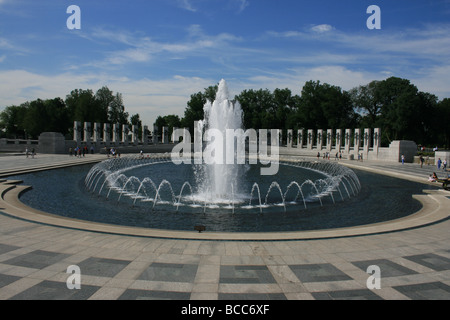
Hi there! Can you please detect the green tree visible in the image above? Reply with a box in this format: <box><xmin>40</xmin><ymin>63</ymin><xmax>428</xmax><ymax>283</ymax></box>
<box><xmin>108</xmin><ymin>92</ymin><xmax>129</xmax><ymax>125</ymax></box>
<box><xmin>65</xmin><ymin>89</ymin><xmax>101</xmax><ymax>123</ymax></box>
<box><xmin>95</xmin><ymin>86</ymin><xmax>115</xmax><ymax>124</ymax></box>
<box><xmin>181</xmin><ymin>85</ymin><xmax>218</xmax><ymax>134</ymax></box>
<box><xmin>235</xmin><ymin>88</ymin><xmax>274</xmax><ymax>130</ymax></box>
<box><xmin>349</xmin><ymin>80</ymin><xmax>383</xmax><ymax>127</ymax></box>
<box><xmin>435</xmin><ymin>98</ymin><xmax>450</xmax><ymax>148</ymax></box>
<box><xmin>297</xmin><ymin>80</ymin><xmax>356</xmax><ymax>131</ymax></box>
<box><xmin>0</xmin><ymin>104</ymin><xmax>27</xmax><ymax>138</ymax></box>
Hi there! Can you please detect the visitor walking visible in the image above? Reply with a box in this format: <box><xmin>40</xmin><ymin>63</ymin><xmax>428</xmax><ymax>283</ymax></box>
<box><xmin>420</xmin><ymin>155</ymin><xmax>424</xmax><ymax>168</ymax></box>
<box><xmin>437</xmin><ymin>158</ymin><xmax>442</xmax><ymax>170</ymax></box>
<box><xmin>443</xmin><ymin>159</ymin><xmax>448</xmax><ymax>171</ymax></box>
<box><xmin>401</xmin><ymin>155</ymin><xmax>405</xmax><ymax>165</ymax></box>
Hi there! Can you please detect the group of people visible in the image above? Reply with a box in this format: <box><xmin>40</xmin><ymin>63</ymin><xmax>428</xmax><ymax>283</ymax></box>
<box><xmin>69</xmin><ymin>146</ymin><xmax>94</xmax><ymax>157</ymax></box>
<box><xmin>105</xmin><ymin>147</ymin><xmax>120</xmax><ymax>158</ymax></box>
<box><xmin>317</xmin><ymin>151</ymin><xmax>344</xmax><ymax>161</ymax></box>
<box><xmin>25</xmin><ymin>148</ymin><xmax>36</xmax><ymax>158</ymax></box>
<box><xmin>437</xmin><ymin>158</ymin><xmax>448</xmax><ymax>171</ymax></box>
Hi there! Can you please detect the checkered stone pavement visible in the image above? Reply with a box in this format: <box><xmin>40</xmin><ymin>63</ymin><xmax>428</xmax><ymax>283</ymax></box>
<box><xmin>1</xmin><ymin>215</ymin><xmax>450</xmax><ymax>300</ymax></box>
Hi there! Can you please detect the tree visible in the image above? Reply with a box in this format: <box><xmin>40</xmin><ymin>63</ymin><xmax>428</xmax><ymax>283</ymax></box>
<box><xmin>435</xmin><ymin>98</ymin><xmax>450</xmax><ymax>148</ymax></box>
<box><xmin>181</xmin><ymin>85</ymin><xmax>218</xmax><ymax>134</ymax></box>
<box><xmin>108</xmin><ymin>93</ymin><xmax>129</xmax><ymax>125</ymax></box>
<box><xmin>297</xmin><ymin>80</ymin><xmax>356</xmax><ymax>131</ymax></box>
<box><xmin>235</xmin><ymin>88</ymin><xmax>274</xmax><ymax>130</ymax></box>
<box><xmin>349</xmin><ymin>80</ymin><xmax>383</xmax><ymax>127</ymax></box>
<box><xmin>65</xmin><ymin>89</ymin><xmax>101</xmax><ymax>123</ymax></box>
<box><xmin>0</xmin><ymin>104</ymin><xmax>27</xmax><ymax>138</ymax></box>
<box><xmin>95</xmin><ymin>86</ymin><xmax>115</xmax><ymax>123</ymax></box>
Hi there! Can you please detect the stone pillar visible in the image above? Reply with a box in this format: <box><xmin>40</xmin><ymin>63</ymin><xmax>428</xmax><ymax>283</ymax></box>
<box><xmin>122</xmin><ymin>125</ymin><xmax>129</xmax><ymax>144</ymax></box>
<box><xmin>132</xmin><ymin>125</ymin><xmax>139</xmax><ymax>145</ymax></box>
<box><xmin>84</xmin><ymin>122</ymin><xmax>91</xmax><ymax>144</ymax></box>
<box><xmin>152</xmin><ymin>125</ymin><xmax>159</xmax><ymax>144</ymax></box>
<box><xmin>364</xmin><ymin>128</ymin><xmax>371</xmax><ymax>155</ymax></box>
<box><xmin>373</xmin><ymin>128</ymin><xmax>381</xmax><ymax>152</ymax></box>
<box><xmin>287</xmin><ymin>129</ymin><xmax>293</xmax><ymax>148</ymax></box>
<box><xmin>93</xmin><ymin>123</ymin><xmax>102</xmax><ymax>143</ymax></box>
<box><xmin>162</xmin><ymin>126</ymin><xmax>169</xmax><ymax>144</ymax></box>
<box><xmin>113</xmin><ymin>124</ymin><xmax>120</xmax><ymax>145</ymax></box>
<box><xmin>172</xmin><ymin>127</ymin><xmax>178</xmax><ymax>143</ymax></box>
<box><xmin>354</xmin><ymin>128</ymin><xmax>361</xmax><ymax>154</ymax></box>
<box><xmin>103</xmin><ymin>123</ymin><xmax>111</xmax><ymax>144</ymax></box>
<box><xmin>142</xmin><ymin>126</ymin><xmax>149</xmax><ymax>145</ymax></box>
<box><xmin>73</xmin><ymin>121</ymin><xmax>82</xmax><ymax>145</ymax></box>
<box><xmin>307</xmin><ymin>129</ymin><xmax>314</xmax><ymax>150</ymax></box>
<box><xmin>297</xmin><ymin>129</ymin><xmax>304</xmax><ymax>149</ymax></box>
<box><xmin>336</xmin><ymin>129</ymin><xmax>342</xmax><ymax>152</ymax></box>
<box><xmin>326</xmin><ymin>129</ymin><xmax>333</xmax><ymax>151</ymax></box>
<box><xmin>317</xmin><ymin>129</ymin><xmax>323</xmax><ymax>150</ymax></box>
<box><xmin>345</xmin><ymin>129</ymin><xmax>352</xmax><ymax>154</ymax></box>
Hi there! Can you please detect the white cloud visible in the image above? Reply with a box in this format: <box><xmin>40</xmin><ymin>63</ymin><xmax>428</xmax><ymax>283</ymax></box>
<box><xmin>177</xmin><ymin>0</ymin><xmax>197</xmax><ymax>12</ymax></box>
<box><xmin>236</xmin><ymin>0</ymin><xmax>250</xmax><ymax>13</ymax></box>
<box><xmin>85</xmin><ymin>25</ymin><xmax>242</xmax><ymax>69</ymax></box>
<box><xmin>0</xmin><ymin>70</ymin><xmax>215</xmax><ymax>126</ymax></box>
<box><xmin>310</xmin><ymin>24</ymin><xmax>334</xmax><ymax>33</ymax></box>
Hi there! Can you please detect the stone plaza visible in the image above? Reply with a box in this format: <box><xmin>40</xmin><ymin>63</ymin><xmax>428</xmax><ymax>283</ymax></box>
<box><xmin>0</xmin><ymin>149</ymin><xmax>449</xmax><ymax>300</ymax></box>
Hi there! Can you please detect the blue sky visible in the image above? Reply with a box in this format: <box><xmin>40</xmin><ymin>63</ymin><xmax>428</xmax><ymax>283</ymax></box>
<box><xmin>1</xmin><ymin>0</ymin><xmax>449</xmax><ymax>126</ymax></box>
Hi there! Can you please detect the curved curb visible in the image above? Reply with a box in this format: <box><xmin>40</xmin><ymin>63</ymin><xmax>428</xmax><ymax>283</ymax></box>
<box><xmin>1</xmin><ymin>180</ymin><xmax>449</xmax><ymax>241</ymax></box>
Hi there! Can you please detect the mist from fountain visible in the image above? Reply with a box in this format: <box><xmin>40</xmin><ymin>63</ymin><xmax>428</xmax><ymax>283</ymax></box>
<box><xmin>84</xmin><ymin>155</ymin><xmax>361</xmax><ymax>214</ymax></box>
<box><xmin>194</xmin><ymin>79</ymin><xmax>244</xmax><ymax>204</ymax></box>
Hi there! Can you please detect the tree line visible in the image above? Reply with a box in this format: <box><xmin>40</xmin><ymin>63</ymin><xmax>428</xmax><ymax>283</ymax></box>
<box><xmin>168</xmin><ymin>77</ymin><xmax>449</xmax><ymax>148</ymax></box>
<box><xmin>0</xmin><ymin>86</ymin><xmax>142</xmax><ymax>140</ymax></box>
<box><xmin>1</xmin><ymin>77</ymin><xmax>449</xmax><ymax>148</ymax></box>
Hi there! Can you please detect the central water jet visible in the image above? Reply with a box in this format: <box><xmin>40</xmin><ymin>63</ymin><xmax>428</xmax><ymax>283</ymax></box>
<box><xmin>195</xmin><ymin>79</ymin><xmax>244</xmax><ymax>203</ymax></box>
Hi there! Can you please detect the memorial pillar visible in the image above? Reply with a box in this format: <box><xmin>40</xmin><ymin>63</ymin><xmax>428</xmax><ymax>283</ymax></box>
<box><xmin>297</xmin><ymin>129</ymin><xmax>304</xmax><ymax>149</ymax></box>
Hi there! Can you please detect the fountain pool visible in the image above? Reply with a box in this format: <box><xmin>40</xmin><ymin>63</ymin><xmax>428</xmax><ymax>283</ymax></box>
<box><xmin>12</xmin><ymin>159</ymin><xmax>429</xmax><ymax>233</ymax></box>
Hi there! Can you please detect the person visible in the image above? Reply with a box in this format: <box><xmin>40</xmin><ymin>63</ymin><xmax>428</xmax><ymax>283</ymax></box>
<box><xmin>25</xmin><ymin>148</ymin><xmax>29</xmax><ymax>158</ymax></box>
<box><xmin>31</xmin><ymin>148</ymin><xmax>35</xmax><ymax>159</ymax></box>
<box><xmin>401</xmin><ymin>155</ymin><xmax>405</xmax><ymax>165</ymax></box>
<box><xmin>420</xmin><ymin>155</ymin><xmax>424</xmax><ymax>168</ymax></box>
<box><xmin>443</xmin><ymin>159</ymin><xmax>448</xmax><ymax>171</ymax></box>
<box><xmin>433</xmin><ymin>172</ymin><xmax>438</xmax><ymax>180</ymax></box>
<box><xmin>429</xmin><ymin>174</ymin><xmax>436</xmax><ymax>182</ymax></box>
<box><xmin>437</xmin><ymin>158</ymin><xmax>442</xmax><ymax>170</ymax></box>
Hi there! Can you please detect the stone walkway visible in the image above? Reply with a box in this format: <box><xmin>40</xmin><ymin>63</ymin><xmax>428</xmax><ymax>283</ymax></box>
<box><xmin>0</xmin><ymin>153</ymin><xmax>449</xmax><ymax>301</ymax></box>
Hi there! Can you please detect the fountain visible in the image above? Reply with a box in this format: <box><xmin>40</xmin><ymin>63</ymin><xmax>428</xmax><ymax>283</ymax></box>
<box><xmin>84</xmin><ymin>80</ymin><xmax>362</xmax><ymax>222</ymax></box>
<box><xmin>9</xmin><ymin>79</ymin><xmax>434</xmax><ymax>235</ymax></box>
<box><xmin>193</xmin><ymin>79</ymin><xmax>245</xmax><ymax>204</ymax></box>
